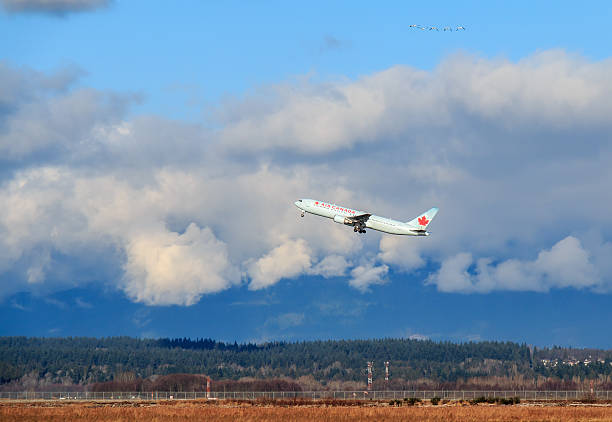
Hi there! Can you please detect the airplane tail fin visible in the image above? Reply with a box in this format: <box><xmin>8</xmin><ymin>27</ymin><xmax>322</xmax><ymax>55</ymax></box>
<box><xmin>407</xmin><ymin>207</ymin><xmax>438</xmax><ymax>229</ymax></box>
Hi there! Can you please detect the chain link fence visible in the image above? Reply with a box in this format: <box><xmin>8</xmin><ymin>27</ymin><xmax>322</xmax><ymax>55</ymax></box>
<box><xmin>1</xmin><ymin>390</ymin><xmax>611</xmax><ymax>401</ymax></box>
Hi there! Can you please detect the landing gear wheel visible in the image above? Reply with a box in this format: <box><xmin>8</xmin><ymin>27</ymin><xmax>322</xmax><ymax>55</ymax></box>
<box><xmin>354</xmin><ymin>226</ymin><xmax>358</xmax><ymax>232</ymax></box>
<box><xmin>300</xmin><ymin>212</ymin><xmax>304</xmax><ymax>217</ymax></box>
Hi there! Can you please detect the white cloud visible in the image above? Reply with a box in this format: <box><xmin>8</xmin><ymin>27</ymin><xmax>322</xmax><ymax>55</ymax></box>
<box><xmin>122</xmin><ymin>223</ymin><xmax>239</xmax><ymax>306</ymax></box>
<box><xmin>582</xmin><ymin>232</ymin><xmax>612</xmax><ymax>292</ymax></box>
<box><xmin>309</xmin><ymin>255</ymin><xmax>350</xmax><ymax>278</ymax></box>
<box><xmin>0</xmin><ymin>84</ymin><xmax>131</xmax><ymax>159</ymax></box>
<box><xmin>428</xmin><ymin>236</ymin><xmax>600</xmax><ymax>293</ymax></box>
<box><xmin>216</xmin><ymin>50</ymin><xmax>612</xmax><ymax>155</ymax></box>
<box><xmin>0</xmin><ymin>167</ymin><xmax>88</xmax><ymax>280</ymax></box>
<box><xmin>349</xmin><ymin>262</ymin><xmax>389</xmax><ymax>292</ymax></box>
<box><xmin>0</xmin><ymin>166</ymin><xmax>243</xmax><ymax>305</ymax></box>
<box><xmin>218</xmin><ymin>74</ymin><xmax>390</xmax><ymax>154</ymax></box>
<box><xmin>0</xmin><ymin>162</ymin><xmax>359</xmax><ymax>303</ymax></box>
<box><xmin>533</xmin><ymin>236</ymin><xmax>598</xmax><ymax>288</ymax></box>
<box><xmin>2</xmin><ymin>50</ymin><xmax>612</xmax><ymax>305</ymax></box>
<box><xmin>440</xmin><ymin>51</ymin><xmax>612</xmax><ymax>127</ymax></box>
<box><xmin>247</xmin><ymin>239</ymin><xmax>312</xmax><ymax>290</ymax></box>
<box><xmin>378</xmin><ymin>236</ymin><xmax>424</xmax><ymax>271</ymax></box>
<box><xmin>26</xmin><ymin>249</ymin><xmax>51</xmax><ymax>284</ymax></box>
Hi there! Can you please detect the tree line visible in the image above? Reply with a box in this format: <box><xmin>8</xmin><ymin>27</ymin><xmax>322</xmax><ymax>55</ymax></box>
<box><xmin>1</xmin><ymin>336</ymin><xmax>611</xmax><ymax>391</ymax></box>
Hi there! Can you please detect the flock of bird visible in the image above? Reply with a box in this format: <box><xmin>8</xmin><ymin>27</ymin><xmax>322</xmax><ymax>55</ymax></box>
<box><xmin>409</xmin><ymin>25</ymin><xmax>466</xmax><ymax>31</ymax></box>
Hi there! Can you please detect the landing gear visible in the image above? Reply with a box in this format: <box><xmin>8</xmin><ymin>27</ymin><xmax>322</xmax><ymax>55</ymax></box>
<box><xmin>354</xmin><ymin>224</ymin><xmax>366</xmax><ymax>234</ymax></box>
<box><xmin>300</xmin><ymin>212</ymin><xmax>304</xmax><ymax>217</ymax></box>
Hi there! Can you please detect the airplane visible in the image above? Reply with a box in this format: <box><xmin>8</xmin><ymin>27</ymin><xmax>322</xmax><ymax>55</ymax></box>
<box><xmin>294</xmin><ymin>199</ymin><xmax>438</xmax><ymax>236</ymax></box>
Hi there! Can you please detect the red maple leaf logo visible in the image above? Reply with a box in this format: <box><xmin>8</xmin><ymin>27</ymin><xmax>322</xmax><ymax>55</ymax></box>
<box><xmin>418</xmin><ymin>216</ymin><xmax>429</xmax><ymax>226</ymax></box>
<box><xmin>315</xmin><ymin>201</ymin><xmax>319</xmax><ymax>205</ymax></box>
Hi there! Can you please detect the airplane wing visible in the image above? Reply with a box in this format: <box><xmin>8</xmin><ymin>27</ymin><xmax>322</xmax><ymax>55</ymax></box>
<box><xmin>346</xmin><ymin>213</ymin><xmax>371</xmax><ymax>224</ymax></box>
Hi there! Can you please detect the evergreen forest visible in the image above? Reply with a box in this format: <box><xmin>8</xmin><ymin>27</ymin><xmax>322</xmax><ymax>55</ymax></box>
<box><xmin>2</xmin><ymin>337</ymin><xmax>612</xmax><ymax>391</ymax></box>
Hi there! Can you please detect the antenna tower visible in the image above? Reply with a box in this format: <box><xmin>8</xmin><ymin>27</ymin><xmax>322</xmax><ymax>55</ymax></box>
<box><xmin>367</xmin><ymin>361</ymin><xmax>373</xmax><ymax>390</ymax></box>
<box><xmin>385</xmin><ymin>361</ymin><xmax>389</xmax><ymax>384</ymax></box>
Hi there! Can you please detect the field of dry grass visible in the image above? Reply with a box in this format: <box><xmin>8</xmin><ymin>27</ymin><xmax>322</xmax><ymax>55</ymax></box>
<box><xmin>3</xmin><ymin>400</ymin><xmax>612</xmax><ymax>422</ymax></box>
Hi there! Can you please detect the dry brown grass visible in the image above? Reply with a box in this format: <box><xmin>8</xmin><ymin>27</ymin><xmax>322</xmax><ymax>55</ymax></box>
<box><xmin>2</xmin><ymin>400</ymin><xmax>612</xmax><ymax>422</ymax></box>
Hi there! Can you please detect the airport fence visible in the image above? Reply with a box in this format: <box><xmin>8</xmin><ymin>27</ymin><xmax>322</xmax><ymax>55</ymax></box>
<box><xmin>1</xmin><ymin>390</ymin><xmax>612</xmax><ymax>401</ymax></box>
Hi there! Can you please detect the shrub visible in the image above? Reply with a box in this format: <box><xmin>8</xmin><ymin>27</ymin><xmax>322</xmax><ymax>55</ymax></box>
<box><xmin>471</xmin><ymin>396</ymin><xmax>520</xmax><ymax>405</ymax></box>
<box><xmin>404</xmin><ymin>397</ymin><xmax>422</xmax><ymax>406</ymax></box>
<box><xmin>470</xmin><ymin>396</ymin><xmax>487</xmax><ymax>405</ymax></box>
<box><xmin>580</xmin><ymin>394</ymin><xmax>597</xmax><ymax>404</ymax></box>
<box><xmin>431</xmin><ymin>397</ymin><xmax>440</xmax><ymax>405</ymax></box>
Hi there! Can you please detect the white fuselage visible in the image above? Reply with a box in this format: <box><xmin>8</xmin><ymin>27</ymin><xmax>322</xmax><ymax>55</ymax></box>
<box><xmin>294</xmin><ymin>199</ymin><xmax>429</xmax><ymax>236</ymax></box>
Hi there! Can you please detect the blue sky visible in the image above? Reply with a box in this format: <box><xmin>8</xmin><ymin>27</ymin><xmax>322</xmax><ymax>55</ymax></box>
<box><xmin>1</xmin><ymin>0</ymin><xmax>612</xmax><ymax>347</ymax></box>
<box><xmin>3</xmin><ymin>1</ymin><xmax>610</xmax><ymax>117</ymax></box>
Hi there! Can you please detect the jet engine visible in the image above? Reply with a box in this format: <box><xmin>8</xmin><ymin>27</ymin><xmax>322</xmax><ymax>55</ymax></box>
<box><xmin>333</xmin><ymin>215</ymin><xmax>351</xmax><ymax>225</ymax></box>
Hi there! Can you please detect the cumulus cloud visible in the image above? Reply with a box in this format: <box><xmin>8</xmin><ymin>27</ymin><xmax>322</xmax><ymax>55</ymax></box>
<box><xmin>1</xmin><ymin>0</ymin><xmax>111</xmax><ymax>15</ymax></box>
<box><xmin>0</xmin><ymin>159</ymin><xmax>358</xmax><ymax>302</ymax></box>
<box><xmin>217</xmin><ymin>50</ymin><xmax>612</xmax><ymax>155</ymax></box>
<box><xmin>2</xmin><ymin>50</ymin><xmax>612</xmax><ymax>305</ymax></box>
<box><xmin>122</xmin><ymin>224</ymin><xmax>239</xmax><ymax>306</ymax></box>
<box><xmin>1</xmin><ymin>89</ymin><xmax>130</xmax><ymax>159</ymax></box>
<box><xmin>428</xmin><ymin>236</ymin><xmax>601</xmax><ymax>293</ymax></box>
<box><xmin>0</xmin><ymin>63</ymin><xmax>134</xmax><ymax>162</ymax></box>
<box><xmin>349</xmin><ymin>262</ymin><xmax>389</xmax><ymax>292</ymax></box>
<box><xmin>309</xmin><ymin>254</ymin><xmax>350</xmax><ymax>278</ymax></box>
<box><xmin>0</xmin><ymin>166</ymin><xmax>242</xmax><ymax>304</ymax></box>
<box><xmin>218</xmin><ymin>78</ymin><xmax>388</xmax><ymax>154</ymax></box>
<box><xmin>0</xmin><ymin>167</ymin><xmax>86</xmax><ymax>278</ymax></box>
<box><xmin>247</xmin><ymin>239</ymin><xmax>312</xmax><ymax>290</ymax></box>
<box><xmin>378</xmin><ymin>236</ymin><xmax>424</xmax><ymax>271</ymax></box>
